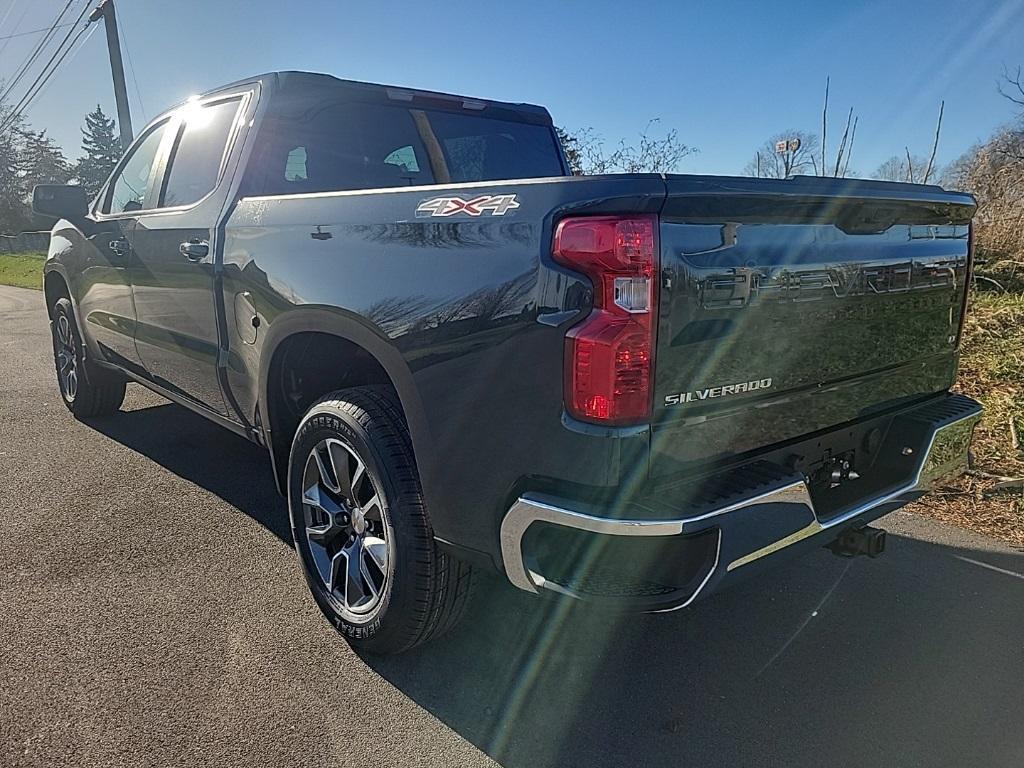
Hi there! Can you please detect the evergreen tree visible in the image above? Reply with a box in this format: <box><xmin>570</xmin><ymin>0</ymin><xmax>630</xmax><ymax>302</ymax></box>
<box><xmin>75</xmin><ymin>105</ymin><xmax>121</xmax><ymax>197</ymax></box>
<box><xmin>20</xmin><ymin>129</ymin><xmax>72</xmax><ymax>189</ymax></box>
<box><xmin>20</xmin><ymin>129</ymin><xmax>73</xmax><ymax>229</ymax></box>
<box><xmin>555</xmin><ymin>126</ymin><xmax>584</xmax><ymax>175</ymax></box>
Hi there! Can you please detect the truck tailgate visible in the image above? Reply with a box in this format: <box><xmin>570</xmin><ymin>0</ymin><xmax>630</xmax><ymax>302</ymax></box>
<box><xmin>651</xmin><ymin>175</ymin><xmax>975</xmax><ymax>476</ymax></box>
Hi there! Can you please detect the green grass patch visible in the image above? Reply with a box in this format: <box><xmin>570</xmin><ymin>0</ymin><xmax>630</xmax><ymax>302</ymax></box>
<box><xmin>0</xmin><ymin>251</ymin><xmax>45</xmax><ymax>290</ymax></box>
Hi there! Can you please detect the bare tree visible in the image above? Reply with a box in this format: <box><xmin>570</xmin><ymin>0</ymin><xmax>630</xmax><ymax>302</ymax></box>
<box><xmin>555</xmin><ymin>126</ymin><xmax>585</xmax><ymax>175</ymax></box>
<box><xmin>944</xmin><ymin>62</ymin><xmax>1023</xmax><ymax>260</ymax></box>
<box><xmin>841</xmin><ymin>117</ymin><xmax>858</xmax><ymax>178</ymax></box>
<box><xmin>923</xmin><ymin>100</ymin><xmax>945</xmax><ymax>184</ymax></box>
<box><xmin>832</xmin><ymin>107</ymin><xmax>855</xmax><ymax>177</ymax></box>
<box><xmin>945</xmin><ymin>128</ymin><xmax>1023</xmax><ymax>261</ymax></box>
<box><xmin>743</xmin><ymin>131</ymin><xmax>820</xmax><ymax>178</ymax></box>
<box><xmin>874</xmin><ymin>154</ymin><xmax>929</xmax><ymax>182</ymax></box>
<box><xmin>819</xmin><ymin>76</ymin><xmax>859</xmax><ymax>177</ymax></box>
<box><xmin>998</xmin><ymin>64</ymin><xmax>1024</xmax><ymax>109</ymax></box>
<box><xmin>556</xmin><ymin>121</ymin><xmax>696</xmax><ymax>175</ymax></box>
<box><xmin>874</xmin><ymin>101</ymin><xmax>947</xmax><ymax>185</ymax></box>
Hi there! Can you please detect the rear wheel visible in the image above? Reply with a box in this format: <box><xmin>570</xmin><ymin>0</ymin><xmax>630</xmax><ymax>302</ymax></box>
<box><xmin>287</xmin><ymin>387</ymin><xmax>474</xmax><ymax>655</ymax></box>
<box><xmin>50</xmin><ymin>297</ymin><xmax>125</xmax><ymax>418</ymax></box>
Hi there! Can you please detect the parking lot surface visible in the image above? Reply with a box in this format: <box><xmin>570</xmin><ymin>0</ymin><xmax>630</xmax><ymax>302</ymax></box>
<box><xmin>2</xmin><ymin>284</ymin><xmax>1023</xmax><ymax>768</ymax></box>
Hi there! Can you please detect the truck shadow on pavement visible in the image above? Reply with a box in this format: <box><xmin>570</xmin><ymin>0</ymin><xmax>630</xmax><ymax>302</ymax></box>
<box><xmin>367</xmin><ymin>533</ymin><xmax>1024</xmax><ymax>768</ymax></box>
<box><xmin>88</xmin><ymin>398</ymin><xmax>1024</xmax><ymax>768</ymax></box>
<box><xmin>87</xmin><ymin>399</ymin><xmax>293</xmax><ymax>544</ymax></box>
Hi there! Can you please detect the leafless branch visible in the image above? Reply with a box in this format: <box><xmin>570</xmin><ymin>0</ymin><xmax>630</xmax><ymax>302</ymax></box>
<box><xmin>966</xmin><ymin>469</ymin><xmax>1019</xmax><ymax>481</ymax></box>
<box><xmin>561</xmin><ymin>121</ymin><xmax>696</xmax><ymax>175</ymax></box>
<box><xmin>744</xmin><ymin>131</ymin><xmax>819</xmax><ymax>178</ymax></box>
<box><xmin>833</xmin><ymin>107</ymin><xmax>854</xmax><ymax>177</ymax></box>
<box><xmin>997</xmin><ymin>64</ymin><xmax>1024</xmax><ymax>107</ymax></box>
<box><xmin>821</xmin><ymin>76</ymin><xmax>829</xmax><ymax>177</ymax></box>
<box><xmin>983</xmin><ymin>478</ymin><xmax>1024</xmax><ymax>496</ymax></box>
<box><xmin>905</xmin><ymin>146</ymin><xmax>915</xmax><ymax>183</ymax></box>
<box><xmin>842</xmin><ymin>117</ymin><xmax>858</xmax><ymax>177</ymax></box>
<box><xmin>922</xmin><ymin>100</ymin><xmax>944</xmax><ymax>184</ymax></box>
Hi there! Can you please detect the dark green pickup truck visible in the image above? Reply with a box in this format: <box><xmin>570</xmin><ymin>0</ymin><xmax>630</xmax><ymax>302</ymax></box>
<box><xmin>34</xmin><ymin>71</ymin><xmax>981</xmax><ymax>654</ymax></box>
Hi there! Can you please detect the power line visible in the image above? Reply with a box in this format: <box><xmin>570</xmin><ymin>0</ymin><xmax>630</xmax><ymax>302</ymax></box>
<box><xmin>6</xmin><ymin>22</ymin><xmax>97</xmax><ymax>129</ymax></box>
<box><xmin>0</xmin><ymin>0</ymin><xmax>77</xmax><ymax>95</ymax></box>
<box><xmin>0</xmin><ymin>3</ymin><xmax>93</xmax><ymax>133</ymax></box>
<box><xmin>0</xmin><ymin>0</ymin><xmax>20</xmax><ymax>37</ymax></box>
<box><xmin>0</xmin><ymin>0</ymin><xmax>22</xmax><ymax>37</ymax></box>
<box><xmin>0</xmin><ymin>17</ymin><xmax>92</xmax><ymax>133</ymax></box>
<box><xmin>0</xmin><ymin>0</ymin><xmax>77</xmax><ymax>107</ymax></box>
<box><xmin>0</xmin><ymin>22</ymin><xmax>75</xmax><ymax>42</ymax></box>
<box><xmin>0</xmin><ymin>2</ymin><xmax>30</xmax><ymax>59</ymax></box>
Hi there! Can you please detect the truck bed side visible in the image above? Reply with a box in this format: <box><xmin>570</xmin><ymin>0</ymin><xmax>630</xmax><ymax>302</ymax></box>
<box><xmin>220</xmin><ymin>175</ymin><xmax>666</xmax><ymax>555</ymax></box>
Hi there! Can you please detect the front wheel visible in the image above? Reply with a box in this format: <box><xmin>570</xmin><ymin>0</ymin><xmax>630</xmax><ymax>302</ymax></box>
<box><xmin>287</xmin><ymin>387</ymin><xmax>474</xmax><ymax>655</ymax></box>
<box><xmin>50</xmin><ymin>297</ymin><xmax>125</xmax><ymax>418</ymax></box>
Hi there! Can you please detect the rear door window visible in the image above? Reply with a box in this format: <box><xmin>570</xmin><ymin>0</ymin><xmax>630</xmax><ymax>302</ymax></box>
<box><xmin>160</xmin><ymin>98</ymin><xmax>242</xmax><ymax>208</ymax></box>
<box><xmin>253</xmin><ymin>103</ymin><xmax>434</xmax><ymax>196</ymax></box>
<box><xmin>248</xmin><ymin>100</ymin><xmax>563</xmax><ymax>196</ymax></box>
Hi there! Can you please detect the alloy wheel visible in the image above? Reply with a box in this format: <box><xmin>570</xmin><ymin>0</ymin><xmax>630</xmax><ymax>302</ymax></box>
<box><xmin>301</xmin><ymin>438</ymin><xmax>392</xmax><ymax>621</ymax></box>
<box><xmin>55</xmin><ymin>313</ymin><xmax>78</xmax><ymax>401</ymax></box>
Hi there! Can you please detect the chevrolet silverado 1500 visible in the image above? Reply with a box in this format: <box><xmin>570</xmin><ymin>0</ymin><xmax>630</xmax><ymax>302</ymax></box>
<box><xmin>34</xmin><ymin>71</ymin><xmax>981</xmax><ymax>654</ymax></box>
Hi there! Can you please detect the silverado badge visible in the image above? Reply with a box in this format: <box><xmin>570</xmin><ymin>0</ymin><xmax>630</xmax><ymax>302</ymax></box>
<box><xmin>664</xmin><ymin>378</ymin><xmax>773</xmax><ymax>406</ymax></box>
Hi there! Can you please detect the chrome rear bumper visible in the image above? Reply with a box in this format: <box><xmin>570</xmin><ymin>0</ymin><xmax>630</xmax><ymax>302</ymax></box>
<box><xmin>499</xmin><ymin>394</ymin><xmax>982</xmax><ymax>607</ymax></box>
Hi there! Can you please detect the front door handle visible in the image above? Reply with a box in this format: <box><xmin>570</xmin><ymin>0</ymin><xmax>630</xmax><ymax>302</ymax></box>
<box><xmin>109</xmin><ymin>237</ymin><xmax>130</xmax><ymax>257</ymax></box>
<box><xmin>179</xmin><ymin>239</ymin><xmax>209</xmax><ymax>262</ymax></box>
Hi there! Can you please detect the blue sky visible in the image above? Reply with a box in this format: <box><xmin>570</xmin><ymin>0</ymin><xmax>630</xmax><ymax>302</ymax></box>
<box><xmin>3</xmin><ymin>0</ymin><xmax>1023</xmax><ymax>177</ymax></box>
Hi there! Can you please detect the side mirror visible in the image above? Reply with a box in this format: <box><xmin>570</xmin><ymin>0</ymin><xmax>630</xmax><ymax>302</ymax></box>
<box><xmin>32</xmin><ymin>185</ymin><xmax>88</xmax><ymax>220</ymax></box>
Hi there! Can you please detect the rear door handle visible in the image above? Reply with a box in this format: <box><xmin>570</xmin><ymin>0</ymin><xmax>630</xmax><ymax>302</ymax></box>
<box><xmin>179</xmin><ymin>239</ymin><xmax>209</xmax><ymax>262</ymax></box>
<box><xmin>109</xmin><ymin>237</ymin><xmax>130</xmax><ymax>257</ymax></box>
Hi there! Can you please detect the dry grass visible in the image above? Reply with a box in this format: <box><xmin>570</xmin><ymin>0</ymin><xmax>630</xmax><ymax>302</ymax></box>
<box><xmin>906</xmin><ymin>258</ymin><xmax>1024</xmax><ymax>547</ymax></box>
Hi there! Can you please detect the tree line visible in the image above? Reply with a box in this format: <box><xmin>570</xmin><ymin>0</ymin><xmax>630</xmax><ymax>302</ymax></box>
<box><xmin>945</xmin><ymin>67</ymin><xmax>1024</xmax><ymax>263</ymax></box>
<box><xmin>0</xmin><ymin>102</ymin><xmax>121</xmax><ymax>234</ymax></box>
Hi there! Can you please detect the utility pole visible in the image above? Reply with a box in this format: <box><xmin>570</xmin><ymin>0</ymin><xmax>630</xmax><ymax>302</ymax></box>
<box><xmin>89</xmin><ymin>0</ymin><xmax>132</xmax><ymax>150</ymax></box>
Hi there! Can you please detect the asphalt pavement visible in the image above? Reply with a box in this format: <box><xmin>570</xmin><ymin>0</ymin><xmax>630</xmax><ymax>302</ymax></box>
<box><xmin>2</xmin><ymin>283</ymin><xmax>1023</xmax><ymax>768</ymax></box>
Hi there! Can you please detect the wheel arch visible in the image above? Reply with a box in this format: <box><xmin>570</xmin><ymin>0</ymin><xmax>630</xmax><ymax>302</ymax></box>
<box><xmin>257</xmin><ymin>308</ymin><xmax>433</xmax><ymax>497</ymax></box>
<box><xmin>42</xmin><ymin>265</ymin><xmax>72</xmax><ymax>320</ymax></box>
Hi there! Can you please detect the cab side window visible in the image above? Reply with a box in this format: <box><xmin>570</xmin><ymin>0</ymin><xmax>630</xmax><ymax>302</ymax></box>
<box><xmin>248</xmin><ymin>103</ymin><xmax>435</xmax><ymax>196</ymax></box>
<box><xmin>160</xmin><ymin>98</ymin><xmax>242</xmax><ymax>208</ymax></box>
<box><xmin>102</xmin><ymin>121</ymin><xmax>169</xmax><ymax>214</ymax></box>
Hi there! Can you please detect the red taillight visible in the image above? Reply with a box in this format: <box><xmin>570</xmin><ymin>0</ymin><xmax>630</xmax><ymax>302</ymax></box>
<box><xmin>552</xmin><ymin>215</ymin><xmax>658</xmax><ymax>424</ymax></box>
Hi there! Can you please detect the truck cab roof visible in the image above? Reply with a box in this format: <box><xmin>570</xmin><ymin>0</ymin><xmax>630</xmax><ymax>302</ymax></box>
<box><xmin>211</xmin><ymin>70</ymin><xmax>555</xmax><ymax>126</ymax></box>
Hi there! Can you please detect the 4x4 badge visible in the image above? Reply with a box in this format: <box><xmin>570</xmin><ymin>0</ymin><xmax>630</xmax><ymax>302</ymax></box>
<box><xmin>416</xmin><ymin>194</ymin><xmax>520</xmax><ymax>217</ymax></box>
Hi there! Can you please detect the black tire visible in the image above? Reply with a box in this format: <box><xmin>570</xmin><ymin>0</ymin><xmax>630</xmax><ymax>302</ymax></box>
<box><xmin>287</xmin><ymin>386</ymin><xmax>474</xmax><ymax>655</ymax></box>
<box><xmin>50</xmin><ymin>297</ymin><xmax>126</xmax><ymax>418</ymax></box>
